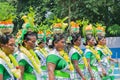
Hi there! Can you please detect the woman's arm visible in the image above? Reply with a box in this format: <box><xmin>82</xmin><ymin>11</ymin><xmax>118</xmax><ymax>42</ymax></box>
<box><xmin>72</xmin><ymin>60</ymin><xmax>86</xmax><ymax>80</ymax></box>
<box><xmin>109</xmin><ymin>58</ymin><xmax>118</xmax><ymax>63</ymax></box>
<box><xmin>47</xmin><ymin>63</ymin><xmax>56</xmax><ymax>80</ymax></box>
<box><xmin>0</xmin><ymin>74</ymin><xmax>3</xmax><ymax>80</ymax></box>
<box><xmin>19</xmin><ymin>66</ymin><xmax>25</xmax><ymax>80</ymax></box>
<box><xmin>87</xmin><ymin>59</ymin><xmax>95</xmax><ymax>80</ymax></box>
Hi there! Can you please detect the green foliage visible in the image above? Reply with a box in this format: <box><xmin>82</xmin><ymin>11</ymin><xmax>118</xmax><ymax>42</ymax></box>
<box><xmin>0</xmin><ymin>2</ymin><xmax>16</xmax><ymax>21</ymax></box>
<box><xmin>1</xmin><ymin>0</ymin><xmax>119</xmax><ymax>36</ymax></box>
<box><xmin>107</xmin><ymin>24</ymin><xmax>120</xmax><ymax>36</ymax></box>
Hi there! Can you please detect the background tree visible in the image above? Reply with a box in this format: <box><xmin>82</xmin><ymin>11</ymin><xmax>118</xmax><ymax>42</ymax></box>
<box><xmin>0</xmin><ymin>0</ymin><xmax>120</xmax><ymax>36</ymax></box>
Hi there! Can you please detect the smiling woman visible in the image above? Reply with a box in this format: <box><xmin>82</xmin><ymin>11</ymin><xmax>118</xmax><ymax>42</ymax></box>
<box><xmin>0</xmin><ymin>34</ymin><xmax>21</xmax><ymax>80</ymax></box>
<box><xmin>15</xmin><ymin>31</ymin><xmax>41</xmax><ymax>80</ymax></box>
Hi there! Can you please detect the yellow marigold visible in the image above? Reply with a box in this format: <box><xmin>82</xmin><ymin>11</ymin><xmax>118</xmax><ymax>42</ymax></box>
<box><xmin>69</xmin><ymin>64</ymin><xmax>74</xmax><ymax>71</ymax></box>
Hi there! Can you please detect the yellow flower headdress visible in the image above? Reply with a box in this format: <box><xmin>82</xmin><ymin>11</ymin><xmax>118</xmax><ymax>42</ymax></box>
<box><xmin>82</xmin><ymin>24</ymin><xmax>95</xmax><ymax>43</ymax></box>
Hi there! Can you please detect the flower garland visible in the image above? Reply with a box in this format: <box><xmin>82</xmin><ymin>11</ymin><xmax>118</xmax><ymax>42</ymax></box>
<box><xmin>73</xmin><ymin>45</ymin><xmax>88</xmax><ymax>68</ymax></box>
<box><xmin>97</xmin><ymin>45</ymin><xmax>112</xmax><ymax>60</ymax></box>
<box><xmin>37</xmin><ymin>47</ymin><xmax>48</xmax><ymax>58</ymax></box>
<box><xmin>0</xmin><ymin>49</ymin><xmax>21</xmax><ymax>78</ymax></box>
<box><xmin>86</xmin><ymin>46</ymin><xmax>101</xmax><ymax>62</ymax></box>
<box><xmin>59</xmin><ymin>50</ymin><xmax>74</xmax><ymax>71</ymax></box>
<box><xmin>20</xmin><ymin>46</ymin><xmax>41</xmax><ymax>73</ymax></box>
<box><xmin>104</xmin><ymin>46</ymin><xmax>112</xmax><ymax>55</ymax></box>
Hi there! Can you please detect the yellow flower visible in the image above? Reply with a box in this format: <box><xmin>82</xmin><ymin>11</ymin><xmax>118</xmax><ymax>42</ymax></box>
<box><xmin>20</xmin><ymin>46</ymin><xmax>41</xmax><ymax>73</ymax></box>
<box><xmin>59</xmin><ymin>50</ymin><xmax>65</xmax><ymax>56</ymax></box>
<box><xmin>0</xmin><ymin>49</ymin><xmax>21</xmax><ymax>78</ymax></box>
<box><xmin>86</xmin><ymin>46</ymin><xmax>101</xmax><ymax>62</ymax></box>
<box><xmin>59</xmin><ymin>50</ymin><xmax>74</xmax><ymax>71</ymax></box>
<box><xmin>82</xmin><ymin>57</ymin><xmax>88</xmax><ymax>68</ymax></box>
<box><xmin>64</xmin><ymin>55</ymin><xmax>69</xmax><ymax>62</ymax></box>
<box><xmin>69</xmin><ymin>64</ymin><xmax>74</xmax><ymax>71</ymax></box>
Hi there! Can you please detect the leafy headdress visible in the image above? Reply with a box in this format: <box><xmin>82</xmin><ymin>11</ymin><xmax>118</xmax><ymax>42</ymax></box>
<box><xmin>16</xmin><ymin>7</ymin><xmax>36</xmax><ymax>46</ymax></box>
<box><xmin>66</xmin><ymin>21</ymin><xmax>81</xmax><ymax>43</ymax></box>
<box><xmin>0</xmin><ymin>2</ymin><xmax>16</xmax><ymax>34</ymax></box>
<box><xmin>82</xmin><ymin>23</ymin><xmax>96</xmax><ymax>43</ymax></box>
<box><xmin>50</xmin><ymin>16</ymin><xmax>68</xmax><ymax>34</ymax></box>
<box><xmin>95</xmin><ymin>23</ymin><xmax>106</xmax><ymax>36</ymax></box>
<box><xmin>94</xmin><ymin>23</ymin><xmax>106</xmax><ymax>42</ymax></box>
<box><xmin>37</xmin><ymin>22</ymin><xmax>53</xmax><ymax>44</ymax></box>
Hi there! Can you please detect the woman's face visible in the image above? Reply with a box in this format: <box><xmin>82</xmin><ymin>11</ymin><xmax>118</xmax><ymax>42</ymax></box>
<box><xmin>2</xmin><ymin>38</ymin><xmax>15</xmax><ymax>55</ymax></box>
<box><xmin>74</xmin><ymin>36</ymin><xmax>81</xmax><ymax>46</ymax></box>
<box><xmin>24</xmin><ymin>36</ymin><xmax>36</xmax><ymax>50</ymax></box>
<box><xmin>38</xmin><ymin>42</ymin><xmax>45</xmax><ymax>48</ymax></box>
<box><xmin>103</xmin><ymin>38</ymin><xmax>106</xmax><ymax>45</ymax></box>
<box><xmin>88</xmin><ymin>37</ymin><xmax>95</xmax><ymax>46</ymax></box>
<box><xmin>99</xmin><ymin>38</ymin><xmax>106</xmax><ymax>45</ymax></box>
<box><xmin>54</xmin><ymin>38</ymin><xmax>65</xmax><ymax>51</ymax></box>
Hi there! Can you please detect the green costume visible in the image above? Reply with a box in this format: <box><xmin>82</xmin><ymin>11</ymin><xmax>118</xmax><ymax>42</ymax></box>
<box><xmin>15</xmin><ymin>51</ymin><xmax>37</xmax><ymax>80</ymax></box>
<box><xmin>47</xmin><ymin>49</ymin><xmax>71</xmax><ymax>80</ymax></box>
<box><xmin>69</xmin><ymin>47</ymin><xmax>86</xmax><ymax>80</ymax></box>
<box><xmin>85</xmin><ymin>48</ymin><xmax>101</xmax><ymax>80</ymax></box>
<box><xmin>0</xmin><ymin>63</ymin><xmax>12</xmax><ymax>80</ymax></box>
<box><xmin>96</xmin><ymin>47</ymin><xmax>114</xmax><ymax>80</ymax></box>
<box><xmin>0</xmin><ymin>58</ymin><xmax>15</xmax><ymax>80</ymax></box>
<box><xmin>34</xmin><ymin>49</ymin><xmax>48</xmax><ymax>80</ymax></box>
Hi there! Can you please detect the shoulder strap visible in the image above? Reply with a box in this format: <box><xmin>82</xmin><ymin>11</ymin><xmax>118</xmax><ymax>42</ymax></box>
<box><xmin>69</xmin><ymin>47</ymin><xmax>79</xmax><ymax>57</ymax></box>
<box><xmin>35</xmin><ymin>50</ymin><xmax>46</xmax><ymax>66</ymax></box>
<box><xmin>16</xmin><ymin>52</ymin><xmax>41</xmax><ymax>80</ymax></box>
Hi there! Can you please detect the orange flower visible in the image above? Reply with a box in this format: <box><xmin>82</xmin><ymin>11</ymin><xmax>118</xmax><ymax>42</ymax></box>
<box><xmin>46</xmin><ymin>31</ymin><xmax>51</xmax><ymax>35</ymax></box>
<box><xmin>85</xmin><ymin>24</ymin><xmax>93</xmax><ymax>30</ymax></box>
<box><xmin>38</xmin><ymin>31</ymin><xmax>43</xmax><ymax>34</ymax></box>
<box><xmin>53</xmin><ymin>23</ymin><xmax>62</xmax><ymax>28</ymax></box>
<box><xmin>97</xmin><ymin>26</ymin><xmax>105</xmax><ymax>31</ymax></box>
<box><xmin>70</xmin><ymin>21</ymin><xmax>79</xmax><ymax>28</ymax></box>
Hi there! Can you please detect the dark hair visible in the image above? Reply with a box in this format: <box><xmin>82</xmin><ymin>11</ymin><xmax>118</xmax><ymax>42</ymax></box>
<box><xmin>83</xmin><ymin>34</ymin><xmax>94</xmax><ymax>46</ymax></box>
<box><xmin>97</xmin><ymin>35</ymin><xmax>105</xmax><ymax>41</ymax></box>
<box><xmin>52</xmin><ymin>33</ymin><xmax>64</xmax><ymax>47</ymax></box>
<box><xmin>24</xmin><ymin>31</ymin><xmax>37</xmax><ymax>41</ymax></box>
<box><xmin>96</xmin><ymin>35</ymin><xmax>105</xmax><ymax>45</ymax></box>
<box><xmin>71</xmin><ymin>33</ymin><xmax>81</xmax><ymax>45</ymax></box>
<box><xmin>46</xmin><ymin>37</ymin><xmax>54</xmax><ymax>48</ymax></box>
<box><xmin>0</xmin><ymin>34</ymin><xmax>14</xmax><ymax>45</ymax></box>
<box><xmin>22</xmin><ymin>31</ymin><xmax>37</xmax><ymax>46</ymax></box>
